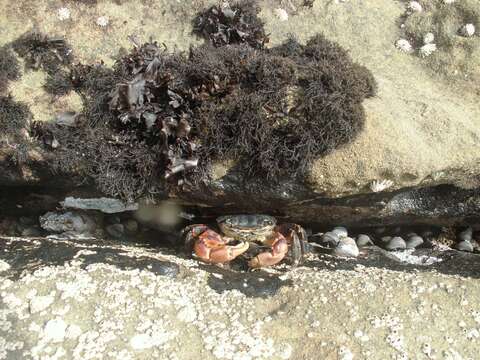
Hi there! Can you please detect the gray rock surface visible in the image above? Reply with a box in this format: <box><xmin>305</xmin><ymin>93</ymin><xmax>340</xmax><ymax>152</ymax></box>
<box><xmin>61</xmin><ymin>197</ymin><xmax>138</xmax><ymax>214</ymax></box>
<box><xmin>39</xmin><ymin>212</ymin><xmax>96</xmax><ymax>234</ymax></box>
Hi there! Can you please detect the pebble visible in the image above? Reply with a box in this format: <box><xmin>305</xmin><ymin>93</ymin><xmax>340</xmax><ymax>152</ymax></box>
<box><xmin>106</xmin><ymin>223</ymin><xmax>125</xmax><ymax>238</ymax></box>
<box><xmin>385</xmin><ymin>237</ymin><xmax>406</xmax><ymax>251</ymax></box>
<box><xmin>21</xmin><ymin>227</ymin><xmax>42</xmax><ymax>237</ymax></box>
<box><xmin>318</xmin><ymin>232</ymin><xmax>340</xmax><ymax>248</ymax></box>
<box><xmin>456</xmin><ymin>240</ymin><xmax>473</xmax><ymax>252</ymax></box>
<box><xmin>333</xmin><ymin>237</ymin><xmax>359</xmax><ymax>258</ymax></box>
<box><xmin>332</xmin><ymin>227</ymin><xmax>348</xmax><ymax>238</ymax></box>
<box><xmin>356</xmin><ymin>234</ymin><xmax>373</xmax><ymax>247</ymax></box>
<box><xmin>458</xmin><ymin>227</ymin><xmax>472</xmax><ymax>242</ymax></box>
<box><xmin>44</xmin><ymin>318</ymin><xmax>67</xmax><ymax>343</ymax></box>
<box><xmin>381</xmin><ymin>236</ymin><xmax>392</xmax><ymax>243</ymax></box>
<box><xmin>124</xmin><ymin>219</ymin><xmax>139</xmax><ymax>234</ymax></box>
<box><xmin>406</xmin><ymin>235</ymin><xmax>423</xmax><ymax>249</ymax></box>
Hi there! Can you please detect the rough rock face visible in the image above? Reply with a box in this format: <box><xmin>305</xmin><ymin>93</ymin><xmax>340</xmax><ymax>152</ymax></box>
<box><xmin>1</xmin><ymin>235</ymin><xmax>480</xmax><ymax>359</ymax></box>
<box><xmin>0</xmin><ymin>0</ymin><xmax>479</xmax><ymax>227</ymax></box>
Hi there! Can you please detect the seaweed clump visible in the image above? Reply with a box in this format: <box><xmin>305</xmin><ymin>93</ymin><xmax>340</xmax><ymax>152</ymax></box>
<box><xmin>11</xmin><ymin>31</ymin><xmax>73</xmax><ymax>74</ymax></box>
<box><xmin>0</xmin><ymin>46</ymin><xmax>21</xmax><ymax>94</ymax></box>
<box><xmin>192</xmin><ymin>1</ymin><xmax>268</xmax><ymax>48</ymax></box>
<box><xmin>0</xmin><ymin>95</ymin><xmax>32</xmax><ymax>164</ymax></box>
<box><xmin>29</xmin><ymin>2</ymin><xmax>376</xmax><ymax>200</ymax></box>
<box><xmin>188</xmin><ymin>35</ymin><xmax>376</xmax><ymax>178</ymax></box>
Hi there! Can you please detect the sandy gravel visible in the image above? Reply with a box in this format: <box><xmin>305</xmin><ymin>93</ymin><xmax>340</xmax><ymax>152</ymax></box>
<box><xmin>1</xmin><ymin>236</ymin><xmax>480</xmax><ymax>359</ymax></box>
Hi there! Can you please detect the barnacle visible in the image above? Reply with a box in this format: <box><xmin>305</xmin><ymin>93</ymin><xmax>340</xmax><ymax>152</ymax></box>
<box><xmin>370</xmin><ymin>179</ymin><xmax>394</xmax><ymax>193</ymax></box>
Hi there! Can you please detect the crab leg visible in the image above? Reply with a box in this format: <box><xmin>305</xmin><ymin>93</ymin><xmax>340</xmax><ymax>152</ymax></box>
<box><xmin>193</xmin><ymin>229</ymin><xmax>249</xmax><ymax>264</ymax></box>
<box><xmin>248</xmin><ymin>232</ymin><xmax>289</xmax><ymax>268</ymax></box>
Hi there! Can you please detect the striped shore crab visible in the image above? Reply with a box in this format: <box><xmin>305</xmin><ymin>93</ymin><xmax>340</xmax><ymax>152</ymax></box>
<box><xmin>182</xmin><ymin>215</ymin><xmax>309</xmax><ymax>268</ymax></box>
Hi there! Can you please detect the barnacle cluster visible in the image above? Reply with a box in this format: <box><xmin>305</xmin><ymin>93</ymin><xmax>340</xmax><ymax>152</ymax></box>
<box><xmin>396</xmin><ymin>0</ymin><xmax>480</xmax><ymax>79</ymax></box>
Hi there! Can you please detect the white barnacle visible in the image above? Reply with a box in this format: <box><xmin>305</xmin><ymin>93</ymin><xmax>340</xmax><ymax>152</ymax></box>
<box><xmin>423</xmin><ymin>32</ymin><xmax>435</xmax><ymax>44</ymax></box>
<box><xmin>96</xmin><ymin>16</ymin><xmax>109</xmax><ymax>28</ymax></box>
<box><xmin>419</xmin><ymin>43</ymin><xmax>437</xmax><ymax>58</ymax></box>
<box><xmin>395</xmin><ymin>39</ymin><xmax>413</xmax><ymax>53</ymax></box>
<box><xmin>460</xmin><ymin>23</ymin><xmax>475</xmax><ymax>37</ymax></box>
<box><xmin>370</xmin><ymin>179</ymin><xmax>394</xmax><ymax>193</ymax></box>
<box><xmin>57</xmin><ymin>7</ymin><xmax>71</xmax><ymax>21</ymax></box>
<box><xmin>407</xmin><ymin>1</ymin><xmax>422</xmax><ymax>13</ymax></box>
<box><xmin>274</xmin><ymin>8</ymin><xmax>289</xmax><ymax>21</ymax></box>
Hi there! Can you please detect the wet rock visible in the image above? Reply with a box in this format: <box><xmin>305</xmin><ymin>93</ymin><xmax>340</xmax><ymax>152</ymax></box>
<box><xmin>385</xmin><ymin>237</ymin><xmax>406</xmax><ymax>251</ymax></box>
<box><xmin>61</xmin><ymin>197</ymin><xmax>138</xmax><ymax>214</ymax></box>
<box><xmin>332</xmin><ymin>227</ymin><xmax>348</xmax><ymax>238</ymax></box>
<box><xmin>39</xmin><ymin>211</ymin><xmax>96</xmax><ymax>234</ymax></box>
<box><xmin>381</xmin><ymin>236</ymin><xmax>392</xmax><ymax>243</ymax></box>
<box><xmin>458</xmin><ymin>227</ymin><xmax>473</xmax><ymax>242</ymax></box>
<box><xmin>105</xmin><ymin>223</ymin><xmax>125</xmax><ymax>238</ymax></box>
<box><xmin>456</xmin><ymin>240</ymin><xmax>473</xmax><ymax>253</ymax></box>
<box><xmin>356</xmin><ymin>234</ymin><xmax>373</xmax><ymax>247</ymax></box>
<box><xmin>314</xmin><ymin>232</ymin><xmax>340</xmax><ymax>248</ymax></box>
<box><xmin>124</xmin><ymin>219</ymin><xmax>139</xmax><ymax>234</ymax></box>
<box><xmin>333</xmin><ymin>237</ymin><xmax>359</xmax><ymax>258</ymax></box>
<box><xmin>406</xmin><ymin>235</ymin><xmax>424</xmax><ymax>249</ymax></box>
<box><xmin>21</xmin><ymin>227</ymin><xmax>42</xmax><ymax>237</ymax></box>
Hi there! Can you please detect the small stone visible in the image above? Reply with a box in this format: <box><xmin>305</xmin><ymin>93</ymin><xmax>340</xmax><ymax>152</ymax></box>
<box><xmin>385</xmin><ymin>237</ymin><xmax>406</xmax><ymax>251</ymax></box>
<box><xmin>332</xmin><ymin>227</ymin><xmax>348</xmax><ymax>238</ymax></box>
<box><xmin>406</xmin><ymin>235</ymin><xmax>424</xmax><ymax>249</ymax></box>
<box><xmin>65</xmin><ymin>324</ymin><xmax>82</xmax><ymax>339</ymax></box>
<box><xmin>456</xmin><ymin>240</ymin><xmax>473</xmax><ymax>252</ymax></box>
<box><xmin>319</xmin><ymin>232</ymin><xmax>340</xmax><ymax>248</ymax></box>
<box><xmin>0</xmin><ymin>260</ymin><xmax>11</xmax><ymax>272</ymax></box>
<box><xmin>458</xmin><ymin>227</ymin><xmax>473</xmax><ymax>242</ymax></box>
<box><xmin>177</xmin><ymin>307</ymin><xmax>197</xmax><ymax>323</ymax></box>
<box><xmin>356</xmin><ymin>234</ymin><xmax>373</xmax><ymax>247</ymax></box>
<box><xmin>333</xmin><ymin>237</ymin><xmax>359</xmax><ymax>258</ymax></box>
<box><xmin>30</xmin><ymin>295</ymin><xmax>55</xmax><ymax>313</ymax></box>
<box><xmin>21</xmin><ymin>227</ymin><xmax>42</xmax><ymax>237</ymax></box>
<box><xmin>44</xmin><ymin>318</ymin><xmax>67</xmax><ymax>343</ymax></box>
<box><xmin>124</xmin><ymin>219</ymin><xmax>138</xmax><ymax>234</ymax></box>
<box><xmin>381</xmin><ymin>236</ymin><xmax>392</xmax><ymax>243</ymax></box>
<box><xmin>106</xmin><ymin>223</ymin><xmax>124</xmax><ymax>238</ymax></box>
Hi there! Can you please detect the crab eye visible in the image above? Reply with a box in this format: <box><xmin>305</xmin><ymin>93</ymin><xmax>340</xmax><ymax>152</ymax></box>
<box><xmin>264</xmin><ymin>219</ymin><xmax>273</xmax><ymax>226</ymax></box>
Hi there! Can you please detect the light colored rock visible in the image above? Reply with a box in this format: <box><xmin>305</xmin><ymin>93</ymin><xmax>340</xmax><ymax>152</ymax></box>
<box><xmin>333</xmin><ymin>237</ymin><xmax>359</xmax><ymax>257</ymax></box>
<box><xmin>44</xmin><ymin>318</ymin><xmax>67</xmax><ymax>343</ymax></box>
<box><xmin>61</xmin><ymin>197</ymin><xmax>138</xmax><ymax>214</ymax></box>
<box><xmin>30</xmin><ymin>294</ymin><xmax>55</xmax><ymax>313</ymax></box>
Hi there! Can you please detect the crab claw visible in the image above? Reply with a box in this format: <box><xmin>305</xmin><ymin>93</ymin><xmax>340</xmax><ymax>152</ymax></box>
<box><xmin>193</xmin><ymin>229</ymin><xmax>250</xmax><ymax>264</ymax></box>
<box><xmin>248</xmin><ymin>232</ymin><xmax>289</xmax><ymax>268</ymax></box>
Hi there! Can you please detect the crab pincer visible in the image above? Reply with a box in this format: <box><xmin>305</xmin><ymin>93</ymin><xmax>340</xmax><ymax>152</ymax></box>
<box><xmin>183</xmin><ymin>225</ymin><xmax>249</xmax><ymax>263</ymax></box>
<box><xmin>248</xmin><ymin>232</ymin><xmax>289</xmax><ymax>268</ymax></box>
